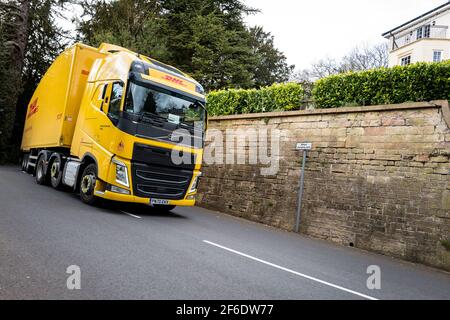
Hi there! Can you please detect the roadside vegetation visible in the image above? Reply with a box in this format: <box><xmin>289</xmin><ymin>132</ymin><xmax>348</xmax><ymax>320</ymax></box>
<box><xmin>207</xmin><ymin>83</ymin><xmax>304</xmax><ymax>116</ymax></box>
<box><xmin>312</xmin><ymin>60</ymin><xmax>450</xmax><ymax>108</ymax></box>
<box><xmin>207</xmin><ymin>60</ymin><xmax>450</xmax><ymax>115</ymax></box>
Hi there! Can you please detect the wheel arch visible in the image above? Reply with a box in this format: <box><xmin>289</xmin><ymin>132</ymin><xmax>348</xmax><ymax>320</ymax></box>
<box><xmin>48</xmin><ymin>152</ymin><xmax>63</xmax><ymax>165</ymax></box>
<box><xmin>74</xmin><ymin>153</ymin><xmax>98</xmax><ymax>192</ymax></box>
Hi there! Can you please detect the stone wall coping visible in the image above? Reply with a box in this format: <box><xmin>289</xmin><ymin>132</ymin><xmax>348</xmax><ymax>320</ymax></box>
<box><xmin>209</xmin><ymin>100</ymin><xmax>450</xmax><ymax>128</ymax></box>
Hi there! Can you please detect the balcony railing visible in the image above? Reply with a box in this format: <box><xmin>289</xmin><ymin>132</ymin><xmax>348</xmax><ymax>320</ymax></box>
<box><xmin>392</xmin><ymin>25</ymin><xmax>448</xmax><ymax>50</ymax></box>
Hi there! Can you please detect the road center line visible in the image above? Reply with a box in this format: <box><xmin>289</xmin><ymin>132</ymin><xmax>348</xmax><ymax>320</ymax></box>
<box><xmin>203</xmin><ymin>240</ymin><xmax>378</xmax><ymax>300</ymax></box>
<box><xmin>121</xmin><ymin>211</ymin><xmax>142</xmax><ymax>219</ymax></box>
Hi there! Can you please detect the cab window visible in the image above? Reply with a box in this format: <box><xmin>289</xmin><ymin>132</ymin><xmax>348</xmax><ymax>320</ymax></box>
<box><xmin>92</xmin><ymin>84</ymin><xmax>106</xmax><ymax>110</ymax></box>
<box><xmin>108</xmin><ymin>82</ymin><xmax>124</xmax><ymax>122</ymax></box>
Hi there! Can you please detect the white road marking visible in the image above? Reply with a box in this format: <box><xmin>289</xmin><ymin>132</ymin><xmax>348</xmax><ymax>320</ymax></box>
<box><xmin>203</xmin><ymin>240</ymin><xmax>378</xmax><ymax>301</ymax></box>
<box><xmin>121</xmin><ymin>211</ymin><xmax>142</xmax><ymax>219</ymax></box>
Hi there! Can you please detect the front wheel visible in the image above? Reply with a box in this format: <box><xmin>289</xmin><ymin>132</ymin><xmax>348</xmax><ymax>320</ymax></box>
<box><xmin>79</xmin><ymin>164</ymin><xmax>98</xmax><ymax>205</ymax></box>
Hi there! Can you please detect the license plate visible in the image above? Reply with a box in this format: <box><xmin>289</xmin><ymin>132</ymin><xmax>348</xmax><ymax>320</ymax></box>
<box><xmin>150</xmin><ymin>199</ymin><xmax>170</xmax><ymax>205</ymax></box>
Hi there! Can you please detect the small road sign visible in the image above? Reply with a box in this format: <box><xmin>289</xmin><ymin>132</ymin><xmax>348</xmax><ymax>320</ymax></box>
<box><xmin>295</xmin><ymin>142</ymin><xmax>312</xmax><ymax>233</ymax></box>
<box><xmin>296</xmin><ymin>142</ymin><xmax>312</xmax><ymax>151</ymax></box>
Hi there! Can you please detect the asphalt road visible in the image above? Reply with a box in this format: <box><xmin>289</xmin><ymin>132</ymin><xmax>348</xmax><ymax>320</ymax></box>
<box><xmin>0</xmin><ymin>165</ymin><xmax>449</xmax><ymax>300</ymax></box>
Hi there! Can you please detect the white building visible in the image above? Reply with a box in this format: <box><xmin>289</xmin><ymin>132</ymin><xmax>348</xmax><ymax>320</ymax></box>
<box><xmin>382</xmin><ymin>2</ymin><xmax>450</xmax><ymax>67</ymax></box>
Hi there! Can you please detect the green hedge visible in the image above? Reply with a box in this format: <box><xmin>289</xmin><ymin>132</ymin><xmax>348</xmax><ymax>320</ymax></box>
<box><xmin>206</xmin><ymin>83</ymin><xmax>304</xmax><ymax>116</ymax></box>
<box><xmin>312</xmin><ymin>61</ymin><xmax>450</xmax><ymax>108</ymax></box>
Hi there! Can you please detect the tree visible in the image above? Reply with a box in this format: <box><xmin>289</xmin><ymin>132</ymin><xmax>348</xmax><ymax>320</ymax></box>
<box><xmin>77</xmin><ymin>0</ymin><xmax>166</xmax><ymax>57</ymax></box>
<box><xmin>76</xmin><ymin>0</ymin><xmax>293</xmax><ymax>91</ymax></box>
<box><xmin>0</xmin><ymin>0</ymin><xmax>72</xmax><ymax>162</ymax></box>
<box><xmin>292</xmin><ymin>42</ymin><xmax>389</xmax><ymax>82</ymax></box>
<box><xmin>182</xmin><ymin>13</ymin><xmax>251</xmax><ymax>89</ymax></box>
<box><xmin>248</xmin><ymin>26</ymin><xmax>294</xmax><ymax>88</ymax></box>
<box><xmin>11</xmin><ymin>0</ymin><xmax>71</xmax><ymax>150</ymax></box>
<box><xmin>0</xmin><ymin>0</ymin><xmax>31</xmax><ymax>162</ymax></box>
<box><xmin>138</xmin><ymin>0</ymin><xmax>259</xmax><ymax>90</ymax></box>
<box><xmin>341</xmin><ymin>43</ymin><xmax>389</xmax><ymax>72</ymax></box>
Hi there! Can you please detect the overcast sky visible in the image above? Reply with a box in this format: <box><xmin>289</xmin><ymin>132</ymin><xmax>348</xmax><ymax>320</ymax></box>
<box><xmin>243</xmin><ymin>0</ymin><xmax>446</xmax><ymax>70</ymax></box>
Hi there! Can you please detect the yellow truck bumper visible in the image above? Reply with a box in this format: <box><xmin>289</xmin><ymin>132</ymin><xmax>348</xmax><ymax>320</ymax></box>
<box><xmin>95</xmin><ymin>190</ymin><xmax>196</xmax><ymax>207</ymax></box>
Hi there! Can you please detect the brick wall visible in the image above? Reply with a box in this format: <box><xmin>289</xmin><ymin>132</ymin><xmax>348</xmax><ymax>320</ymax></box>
<box><xmin>197</xmin><ymin>101</ymin><xmax>450</xmax><ymax>271</ymax></box>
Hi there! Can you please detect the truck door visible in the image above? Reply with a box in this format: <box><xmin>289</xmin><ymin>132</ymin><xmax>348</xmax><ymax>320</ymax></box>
<box><xmin>80</xmin><ymin>83</ymin><xmax>106</xmax><ymax>152</ymax></box>
<box><xmin>98</xmin><ymin>81</ymin><xmax>124</xmax><ymax>151</ymax></box>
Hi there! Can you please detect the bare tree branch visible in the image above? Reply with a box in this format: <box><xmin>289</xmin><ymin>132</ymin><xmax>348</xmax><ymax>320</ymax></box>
<box><xmin>292</xmin><ymin>42</ymin><xmax>389</xmax><ymax>82</ymax></box>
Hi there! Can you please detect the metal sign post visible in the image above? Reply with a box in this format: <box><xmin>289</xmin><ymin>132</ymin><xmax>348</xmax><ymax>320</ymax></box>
<box><xmin>295</xmin><ymin>142</ymin><xmax>312</xmax><ymax>233</ymax></box>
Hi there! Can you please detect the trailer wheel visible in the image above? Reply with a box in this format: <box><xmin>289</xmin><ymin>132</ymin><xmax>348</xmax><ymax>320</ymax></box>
<box><xmin>35</xmin><ymin>155</ymin><xmax>47</xmax><ymax>185</ymax></box>
<box><xmin>80</xmin><ymin>163</ymin><xmax>98</xmax><ymax>205</ymax></box>
<box><xmin>21</xmin><ymin>154</ymin><xmax>27</xmax><ymax>171</ymax></box>
<box><xmin>22</xmin><ymin>153</ymin><xmax>33</xmax><ymax>174</ymax></box>
<box><xmin>25</xmin><ymin>154</ymin><xmax>34</xmax><ymax>174</ymax></box>
<box><xmin>50</xmin><ymin>156</ymin><xmax>63</xmax><ymax>189</ymax></box>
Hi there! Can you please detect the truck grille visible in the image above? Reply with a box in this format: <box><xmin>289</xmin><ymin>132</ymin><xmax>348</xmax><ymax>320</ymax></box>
<box><xmin>133</xmin><ymin>143</ymin><xmax>196</xmax><ymax>170</ymax></box>
<box><xmin>131</xmin><ymin>162</ymin><xmax>193</xmax><ymax>200</ymax></box>
<box><xmin>131</xmin><ymin>143</ymin><xmax>195</xmax><ymax>200</ymax></box>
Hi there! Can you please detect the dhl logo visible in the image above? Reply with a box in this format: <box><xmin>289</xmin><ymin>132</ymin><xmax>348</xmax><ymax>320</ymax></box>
<box><xmin>164</xmin><ymin>75</ymin><xmax>187</xmax><ymax>87</ymax></box>
<box><xmin>27</xmin><ymin>98</ymin><xmax>39</xmax><ymax>119</ymax></box>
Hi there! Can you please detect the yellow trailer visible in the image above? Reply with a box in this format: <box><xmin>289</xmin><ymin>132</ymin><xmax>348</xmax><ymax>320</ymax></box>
<box><xmin>21</xmin><ymin>44</ymin><xmax>106</xmax><ymax>151</ymax></box>
<box><xmin>21</xmin><ymin>43</ymin><xmax>206</xmax><ymax>210</ymax></box>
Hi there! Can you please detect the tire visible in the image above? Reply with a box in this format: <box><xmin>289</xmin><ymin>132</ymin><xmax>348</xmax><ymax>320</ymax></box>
<box><xmin>35</xmin><ymin>155</ymin><xmax>47</xmax><ymax>185</ymax></box>
<box><xmin>49</xmin><ymin>156</ymin><xmax>64</xmax><ymax>189</ymax></box>
<box><xmin>152</xmin><ymin>205</ymin><xmax>176</xmax><ymax>212</ymax></box>
<box><xmin>23</xmin><ymin>153</ymin><xmax>33</xmax><ymax>174</ymax></box>
<box><xmin>26</xmin><ymin>155</ymin><xmax>34</xmax><ymax>174</ymax></box>
<box><xmin>21</xmin><ymin>154</ymin><xmax>27</xmax><ymax>171</ymax></box>
<box><xmin>79</xmin><ymin>163</ymin><xmax>98</xmax><ymax>205</ymax></box>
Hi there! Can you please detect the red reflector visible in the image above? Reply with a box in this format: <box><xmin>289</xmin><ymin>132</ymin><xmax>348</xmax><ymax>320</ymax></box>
<box><xmin>81</xmin><ymin>70</ymin><xmax>90</xmax><ymax>76</ymax></box>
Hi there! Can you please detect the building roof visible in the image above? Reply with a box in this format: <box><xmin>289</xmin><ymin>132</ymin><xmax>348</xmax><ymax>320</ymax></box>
<box><xmin>382</xmin><ymin>1</ymin><xmax>450</xmax><ymax>37</ymax></box>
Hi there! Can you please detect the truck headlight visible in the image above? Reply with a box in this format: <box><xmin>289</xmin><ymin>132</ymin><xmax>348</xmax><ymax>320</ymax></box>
<box><xmin>188</xmin><ymin>173</ymin><xmax>201</xmax><ymax>194</ymax></box>
<box><xmin>112</xmin><ymin>158</ymin><xmax>129</xmax><ymax>187</ymax></box>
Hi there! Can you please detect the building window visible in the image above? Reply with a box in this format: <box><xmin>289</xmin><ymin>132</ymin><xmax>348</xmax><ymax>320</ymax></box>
<box><xmin>433</xmin><ymin>51</ymin><xmax>442</xmax><ymax>62</ymax></box>
<box><xmin>400</xmin><ymin>55</ymin><xmax>411</xmax><ymax>66</ymax></box>
<box><xmin>424</xmin><ymin>24</ymin><xmax>431</xmax><ymax>38</ymax></box>
<box><xmin>416</xmin><ymin>27</ymin><xmax>423</xmax><ymax>39</ymax></box>
<box><xmin>416</xmin><ymin>25</ymin><xmax>431</xmax><ymax>40</ymax></box>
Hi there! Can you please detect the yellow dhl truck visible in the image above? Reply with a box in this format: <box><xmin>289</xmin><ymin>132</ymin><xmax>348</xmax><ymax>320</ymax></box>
<box><xmin>21</xmin><ymin>43</ymin><xmax>206</xmax><ymax>210</ymax></box>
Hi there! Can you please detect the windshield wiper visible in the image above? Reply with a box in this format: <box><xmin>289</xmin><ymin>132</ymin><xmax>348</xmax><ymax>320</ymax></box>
<box><xmin>139</xmin><ymin>111</ymin><xmax>156</xmax><ymax>121</ymax></box>
<box><xmin>138</xmin><ymin>111</ymin><xmax>200</xmax><ymax>136</ymax></box>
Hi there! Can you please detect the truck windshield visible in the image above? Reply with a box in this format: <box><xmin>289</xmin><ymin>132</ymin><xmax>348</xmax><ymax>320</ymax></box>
<box><xmin>124</xmin><ymin>81</ymin><xmax>205</xmax><ymax>128</ymax></box>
